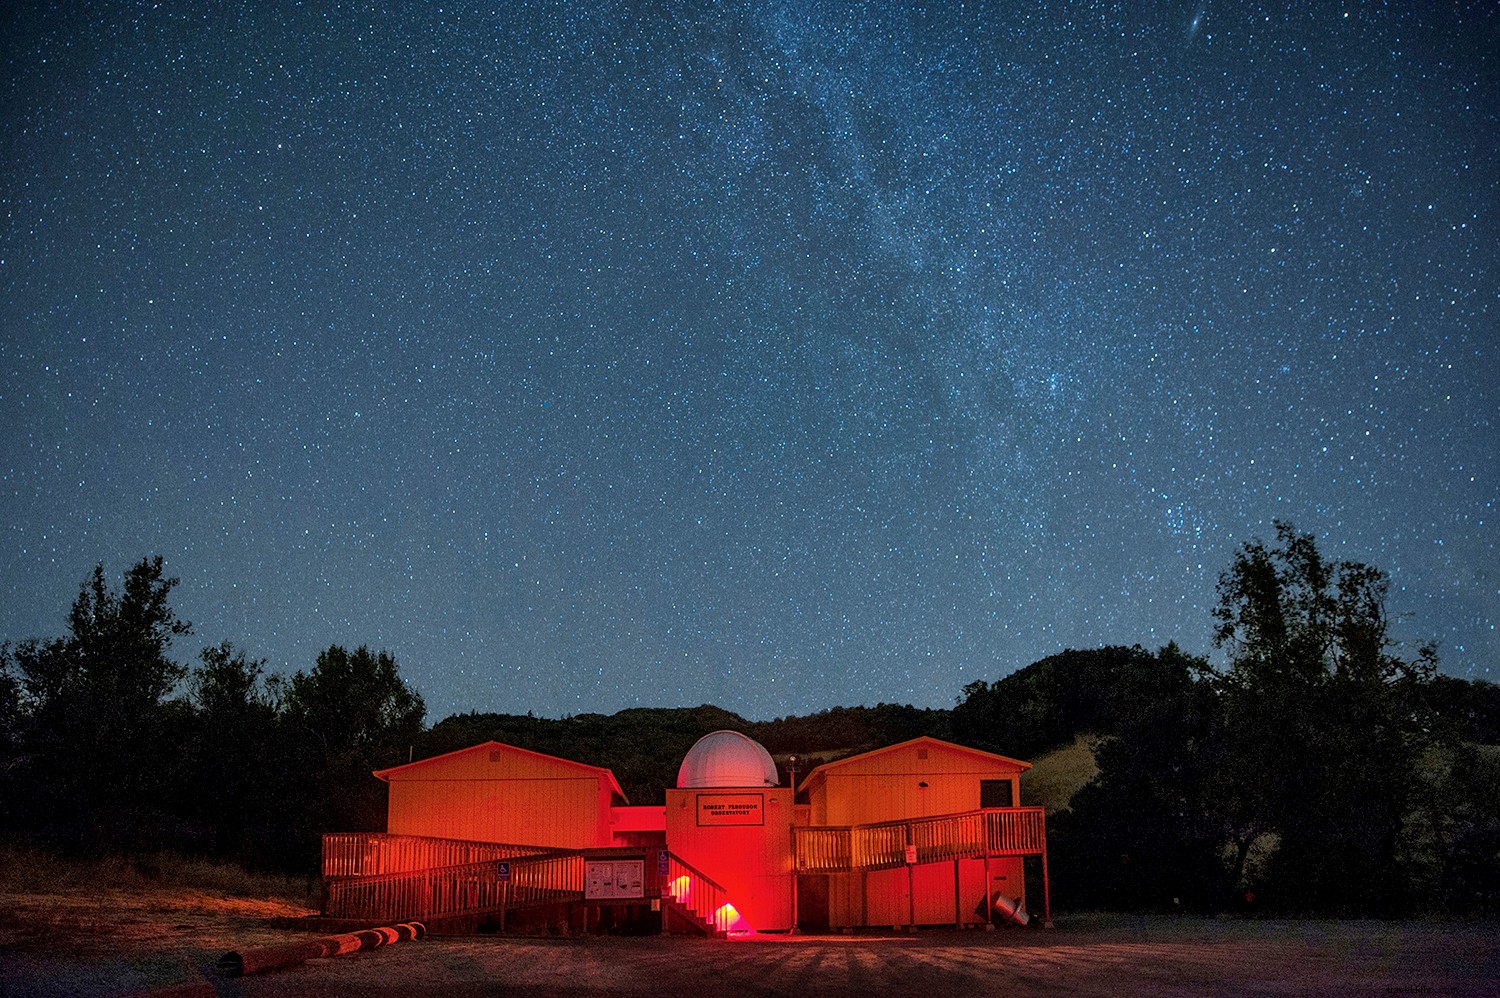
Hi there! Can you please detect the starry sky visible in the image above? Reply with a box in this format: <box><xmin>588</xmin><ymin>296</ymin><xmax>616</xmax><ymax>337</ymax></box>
<box><xmin>2</xmin><ymin>2</ymin><xmax>1495</xmax><ymax>723</ymax></box>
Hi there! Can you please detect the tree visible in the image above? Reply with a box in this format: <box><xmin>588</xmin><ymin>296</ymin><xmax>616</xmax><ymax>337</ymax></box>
<box><xmin>1209</xmin><ymin>521</ymin><xmax>1435</xmax><ymax>914</ymax></box>
<box><xmin>2</xmin><ymin>557</ymin><xmax>192</xmax><ymax>851</ymax></box>
<box><xmin>280</xmin><ymin>645</ymin><xmax>426</xmax><ymax>859</ymax></box>
<box><xmin>1046</xmin><ymin>644</ymin><xmax>1229</xmax><ymax>911</ymax></box>
<box><xmin>183</xmin><ymin>642</ymin><xmax>283</xmax><ymax>864</ymax></box>
<box><xmin>0</xmin><ymin>665</ymin><xmax>23</xmax><ymax>828</ymax></box>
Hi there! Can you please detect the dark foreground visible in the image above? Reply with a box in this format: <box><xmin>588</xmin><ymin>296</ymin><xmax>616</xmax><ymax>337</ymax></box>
<box><xmin>6</xmin><ymin>917</ymin><xmax>1499</xmax><ymax>997</ymax></box>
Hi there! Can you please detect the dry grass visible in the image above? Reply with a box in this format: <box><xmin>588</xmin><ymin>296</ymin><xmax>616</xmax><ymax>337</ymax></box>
<box><xmin>0</xmin><ymin>844</ymin><xmax>320</xmax><ymax>907</ymax></box>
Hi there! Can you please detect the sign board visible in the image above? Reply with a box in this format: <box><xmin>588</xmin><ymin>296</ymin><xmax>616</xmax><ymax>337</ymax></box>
<box><xmin>585</xmin><ymin>860</ymin><xmax>644</xmax><ymax>900</ymax></box>
<box><xmin>904</xmin><ymin>844</ymin><xmax>918</xmax><ymax>865</ymax></box>
<box><xmin>496</xmin><ymin>861</ymin><xmax>511</xmax><ymax>883</ymax></box>
<box><xmin>658</xmin><ymin>849</ymin><xmax>670</xmax><ymax>876</ymax></box>
<box><xmin>696</xmin><ymin>793</ymin><xmax>765</xmax><ymax>826</ymax></box>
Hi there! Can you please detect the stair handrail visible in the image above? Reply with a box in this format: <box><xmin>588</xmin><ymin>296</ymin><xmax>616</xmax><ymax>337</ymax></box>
<box><xmin>661</xmin><ymin>852</ymin><xmax>740</xmax><ymax>934</ymax></box>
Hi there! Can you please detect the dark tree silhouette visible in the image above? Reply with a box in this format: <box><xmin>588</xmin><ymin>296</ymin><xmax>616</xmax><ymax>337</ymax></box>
<box><xmin>183</xmin><ymin>642</ymin><xmax>283</xmax><ymax>864</ymax></box>
<box><xmin>279</xmin><ymin>645</ymin><xmax>426</xmax><ymax>860</ymax></box>
<box><xmin>1210</xmin><ymin>521</ymin><xmax>1435</xmax><ymax>914</ymax></box>
<box><xmin>1</xmin><ymin>557</ymin><xmax>191</xmax><ymax>851</ymax></box>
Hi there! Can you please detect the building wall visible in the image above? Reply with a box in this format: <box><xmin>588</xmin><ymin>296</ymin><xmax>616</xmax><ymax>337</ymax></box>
<box><xmin>811</xmin><ymin>741</ymin><xmax>1025</xmax><ymax>826</ymax></box>
<box><xmin>372</xmin><ymin>738</ymin><xmax>1035</xmax><ymax>933</ymax></box>
<box><xmin>804</xmin><ymin>739</ymin><xmax>1030</xmax><ymax>929</ymax></box>
<box><xmin>823</xmin><ymin>855</ymin><xmax>1025</xmax><ymax>928</ymax></box>
<box><xmin>665</xmin><ymin>787</ymin><xmax>795</xmax><ymax>931</ymax></box>
<box><xmin>383</xmin><ymin>744</ymin><xmax>613</xmax><ymax>848</ymax></box>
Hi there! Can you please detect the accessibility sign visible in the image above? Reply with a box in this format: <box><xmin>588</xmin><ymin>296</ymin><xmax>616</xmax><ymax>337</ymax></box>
<box><xmin>497</xmin><ymin>861</ymin><xmax>511</xmax><ymax>883</ymax></box>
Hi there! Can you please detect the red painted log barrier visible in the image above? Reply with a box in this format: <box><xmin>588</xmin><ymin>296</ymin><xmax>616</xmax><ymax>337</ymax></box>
<box><xmin>217</xmin><ymin>920</ymin><xmax>425</xmax><ymax>977</ymax></box>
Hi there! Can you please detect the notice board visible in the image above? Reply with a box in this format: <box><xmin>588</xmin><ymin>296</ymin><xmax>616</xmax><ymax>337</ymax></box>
<box><xmin>584</xmin><ymin>860</ymin><xmax>644</xmax><ymax>899</ymax></box>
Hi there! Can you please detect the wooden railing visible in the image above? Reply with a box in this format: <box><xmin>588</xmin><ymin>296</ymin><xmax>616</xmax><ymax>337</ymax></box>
<box><xmin>321</xmin><ymin>833</ymin><xmax>555</xmax><ymax>879</ymax></box>
<box><xmin>794</xmin><ymin>807</ymin><xmax>1047</xmax><ymax>873</ymax></box>
<box><xmin>662</xmin><ymin>853</ymin><xmax>742</xmax><ymax>935</ymax></box>
<box><xmin>325</xmin><ymin>850</ymin><xmax>585</xmax><ymax>922</ymax></box>
<box><xmin>982</xmin><ymin>807</ymin><xmax>1047</xmax><ymax>855</ymax></box>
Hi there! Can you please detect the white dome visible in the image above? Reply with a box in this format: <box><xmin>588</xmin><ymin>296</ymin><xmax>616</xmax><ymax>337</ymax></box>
<box><xmin>677</xmin><ymin>730</ymin><xmax>780</xmax><ymax>789</ymax></box>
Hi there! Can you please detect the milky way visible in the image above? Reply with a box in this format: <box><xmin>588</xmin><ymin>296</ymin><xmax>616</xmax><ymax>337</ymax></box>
<box><xmin>2</xmin><ymin>2</ymin><xmax>1495</xmax><ymax>721</ymax></box>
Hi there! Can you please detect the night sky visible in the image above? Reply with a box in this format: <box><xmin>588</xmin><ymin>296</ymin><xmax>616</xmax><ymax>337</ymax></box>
<box><xmin>2</xmin><ymin>2</ymin><xmax>1495</xmax><ymax>723</ymax></box>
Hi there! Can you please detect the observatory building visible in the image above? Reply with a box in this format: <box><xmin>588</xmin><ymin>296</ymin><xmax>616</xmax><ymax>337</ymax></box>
<box><xmin>322</xmin><ymin>731</ymin><xmax>1050</xmax><ymax>934</ymax></box>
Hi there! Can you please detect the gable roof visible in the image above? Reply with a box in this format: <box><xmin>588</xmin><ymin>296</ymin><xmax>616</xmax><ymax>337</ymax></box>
<box><xmin>797</xmin><ymin>735</ymin><xmax>1031</xmax><ymax>795</ymax></box>
<box><xmin>373</xmin><ymin>740</ymin><xmax>628</xmax><ymax>803</ymax></box>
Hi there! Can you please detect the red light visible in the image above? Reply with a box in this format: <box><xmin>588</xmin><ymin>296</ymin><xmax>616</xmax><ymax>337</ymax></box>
<box><xmin>714</xmin><ymin>902</ymin><xmax>756</xmax><ymax>936</ymax></box>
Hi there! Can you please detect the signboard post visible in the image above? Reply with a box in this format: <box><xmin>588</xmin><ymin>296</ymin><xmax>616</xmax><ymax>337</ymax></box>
<box><xmin>497</xmin><ymin>861</ymin><xmax>511</xmax><ymax>931</ymax></box>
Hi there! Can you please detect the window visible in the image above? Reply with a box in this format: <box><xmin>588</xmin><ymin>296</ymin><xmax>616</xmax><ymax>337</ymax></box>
<box><xmin>980</xmin><ymin>779</ymin><xmax>1013</xmax><ymax>809</ymax></box>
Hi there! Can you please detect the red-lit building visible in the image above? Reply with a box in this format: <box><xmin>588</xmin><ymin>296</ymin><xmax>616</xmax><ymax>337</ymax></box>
<box><xmin>322</xmin><ymin>731</ymin><xmax>1049</xmax><ymax>934</ymax></box>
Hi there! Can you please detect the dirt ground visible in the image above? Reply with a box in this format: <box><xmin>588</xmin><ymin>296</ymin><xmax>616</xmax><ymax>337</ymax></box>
<box><xmin>3</xmin><ymin>891</ymin><xmax>1498</xmax><ymax>997</ymax></box>
<box><xmin>0</xmin><ymin>886</ymin><xmax>315</xmax><ymax>996</ymax></box>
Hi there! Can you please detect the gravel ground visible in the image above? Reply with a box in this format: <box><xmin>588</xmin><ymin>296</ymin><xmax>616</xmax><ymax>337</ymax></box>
<box><xmin>3</xmin><ymin>896</ymin><xmax>1497</xmax><ymax>997</ymax></box>
<box><xmin>229</xmin><ymin>920</ymin><xmax>1500</xmax><ymax>998</ymax></box>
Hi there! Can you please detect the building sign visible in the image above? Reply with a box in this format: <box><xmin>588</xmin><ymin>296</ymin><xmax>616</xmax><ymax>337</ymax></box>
<box><xmin>696</xmin><ymin>793</ymin><xmax>765</xmax><ymax>826</ymax></box>
<box><xmin>585</xmin><ymin>860</ymin><xmax>644</xmax><ymax>899</ymax></box>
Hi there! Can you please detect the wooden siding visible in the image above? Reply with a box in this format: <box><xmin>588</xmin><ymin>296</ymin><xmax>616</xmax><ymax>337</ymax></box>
<box><xmin>378</xmin><ymin>741</ymin><xmax>621</xmax><ymax>792</ymax></box>
<box><xmin>377</xmin><ymin>741</ymin><xmax>619</xmax><ymax>848</ymax></box>
<box><xmin>795</xmin><ymin>807</ymin><xmax>1044</xmax><ymax>930</ymax></box>
<box><xmin>802</xmin><ymin>738</ymin><xmax>1027</xmax><ymax>827</ymax></box>
<box><xmin>387</xmin><ymin>774</ymin><xmax>604</xmax><ymax>847</ymax></box>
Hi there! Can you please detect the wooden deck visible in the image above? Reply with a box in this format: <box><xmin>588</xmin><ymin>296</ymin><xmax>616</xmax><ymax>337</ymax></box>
<box><xmin>793</xmin><ymin>807</ymin><xmax>1048</xmax><ymax>873</ymax></box>
<box><xmin>322</xmin><ymin>807</ymin><xmax>1049</xmax><ymax>926</ymax></box>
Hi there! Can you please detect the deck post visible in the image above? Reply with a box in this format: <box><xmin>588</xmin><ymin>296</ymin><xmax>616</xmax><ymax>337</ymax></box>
<box><xmin>984</xmin><ymin>851</ymin><xmax>993</xmax><ymax>929</ymax></box>
<box><xmin>953</xmin><ymin>858</ymin><xmax>962</xmax><ymax>928</ymax></box>
<box><xmin>905</xmin><ymin>824</ymin><xmax>916</xmax><ymax>931</ymax></box>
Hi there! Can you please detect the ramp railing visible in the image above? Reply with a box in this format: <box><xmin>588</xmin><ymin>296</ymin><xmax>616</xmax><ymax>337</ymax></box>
<box><xmin>324</xmin><ymin>849</ymin><xmax>584</xmax><ymax>922</ymax></box>
<box><xmin>322</xmin><ymin>832</ymin><xmax>555</xmax><ymax>879</ymax></box>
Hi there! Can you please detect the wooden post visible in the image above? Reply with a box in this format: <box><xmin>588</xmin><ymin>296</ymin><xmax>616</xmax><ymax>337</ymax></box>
<box><xmin>790</xmin><ymin>859</ymin><xmax>800</xmax><ymax>934</ymax></box>
<box><xmin>983</xmin><ymin>852</ymin><xmax>993</xmax><ymax>929</ymax></box>
<box><xmin>953</xmin><ymin>858</ymin><xmax>962</xmax><ymax>928</ymax></box>
<box><xmin>906</xmin><ymin>824</ymin><xmax>916</xmax><ymax>931</ymax></box>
